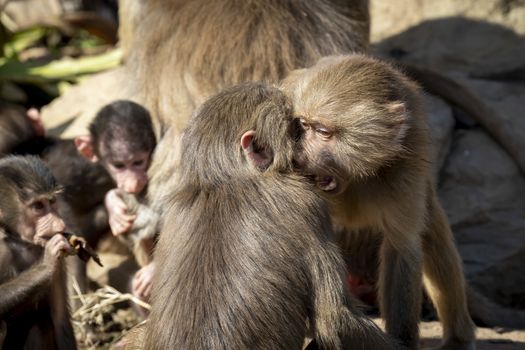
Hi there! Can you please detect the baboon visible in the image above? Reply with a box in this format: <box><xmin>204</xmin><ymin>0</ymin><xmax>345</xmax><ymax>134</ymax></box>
<box><xmin>281</xmin><ymin>54</ymin><xmax>476</xmax><ymax>350</ymax></box>
<box><xmin>75</xmin><ymin>99</ymin><xmax>159</xmax><ymax>300</ymax></box>
<box><xmin>0</xmin><ymin>102</ymin><xmax>113</xmax><ymax>247</ymax></box>
<box><xmin>0</xmin><ymin>103</ymin><xmax>44</xmax><ymax>156</ymax></box>
<box><xmin>122</xmin><ymin>0</ymin><xmax>513</xmax><ymax>222</ymax></box>
<box><xmin>0</xmin><ymin>102</ymin><xmax>113</xmax><ymax>303</ymax></box>
<box><xmin>142</xmin><ymin>83</ymin><xmax>397</xmax><ymax>349</ymax></box>
<box><xmin>122</xmin><ymin>0</ymin><xmax>370</xmax><ymax>230</ymax></box>
<box><xmin>0</xmin><ymin>156</ymin><xmax>76</xmax><ymax>349</ymax></box>
<box><xmin>118</xmin><ymin>0</ymin><xmax>522</xmax><ymax>340</ymax></box>
<box><xmin>124</xmin><ymin>0</ymin><xmax>370</xmax><ymax>137</ymax></box>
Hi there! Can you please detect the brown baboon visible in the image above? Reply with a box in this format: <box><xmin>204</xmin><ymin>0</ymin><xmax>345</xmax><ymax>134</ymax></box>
<box><xmin>281</xmin><ymin>54</ymin><xmax>476</xmax><ymax>350</ymax></box>
<box><xmin>118</xmin><ymin>0</ymin><xmax>522</xmax><ymax>342</ymax></box>
<box><xmin>75</xmin><ymin>100</ymin><xmax>159</xmax><ymax>301</ymax></box>
<box><xmin>121</xmin><ymin>0</ymin><xmax>370</xmax><ymax>231</ymax></box>
<box><xmin>124</xmin><ymin>0</ymin><xmax>370</xmax><ymax>137</ymax></box>
<box><xmin>0</xmin><ymin>156</ymin><xmax>76</xmax><ymax>349</ymax></box>
<box><xmin>141</xmin><ymin>83</ymin><xmax>398</xmax><ymax>349</ymax></box>
<box><xmin>122</xmin><ymin>0</ymin><xmax>515</xmax><ymax>222</ymax></box>
<box><xmin>0</xmin><ymin>103</ymin><xmax>114</xmax><ymax>305</ymax></box>
<box><xmin>0</xmin><ymin>102</ymin><xmax>113</xmax><ymax>252</ymax></box>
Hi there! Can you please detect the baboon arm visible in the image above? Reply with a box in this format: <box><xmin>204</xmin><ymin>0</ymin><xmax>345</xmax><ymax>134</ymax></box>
<box><xmin>0</xmin><ymin>253</ymin><xmax>52</xmax><ymax>317</ymax></box>
<box><xmin>308</xmin><ymin>244</ymin><xmax>396</xmax><ymax>350</ymax></box>
<box><xmin>52</xmin><ymin>268</ymin><xmax>77</xmax><ymax>350</ymax></box>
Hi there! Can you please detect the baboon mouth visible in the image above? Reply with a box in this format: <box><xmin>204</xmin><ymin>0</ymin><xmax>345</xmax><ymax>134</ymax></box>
<box><xmin>316</xmin><ymin>175</ymin><xmax>337</xmax><ymax>192</ymax></box>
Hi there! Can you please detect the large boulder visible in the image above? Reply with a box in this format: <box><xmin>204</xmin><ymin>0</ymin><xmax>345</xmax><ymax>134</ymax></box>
<box><xmin>438</xmin><ymin>129</ymin><xmax>525</xmax><ymax>287</ymax></box>
<box><xmin>424</xmin><ymin>94</ymin><xmax>455</xmax><ymax>180</ymax></box>
<box><xmin>41</xmin><ymin>67</ymin><xmax>131</xmax><ymax>138</ymax></box>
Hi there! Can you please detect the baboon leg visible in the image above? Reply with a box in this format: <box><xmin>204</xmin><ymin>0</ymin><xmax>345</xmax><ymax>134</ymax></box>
<box><xmin>379</xmin><ymin>224</ymin><xmax>423</xmax><ymax>350</ymax></box>
<box><xmin>422</xmin><ymin>194</ymin><xmax>476</xmax><ymax>350</ymax></box>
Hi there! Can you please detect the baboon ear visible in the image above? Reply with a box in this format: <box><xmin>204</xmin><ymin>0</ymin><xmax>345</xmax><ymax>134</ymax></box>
<box><xmin>74</xmin><ymin>135</ymin><xmax>98</xmax><ymax>162</ymax></box>
<box><xmin>241</xmin><ymin>130</ymin><xmax>272</xmax><ymax>170</ymax></box>
<box><xmin>387</xmin><ymin>102</ymin><xmax>409</xmax><ymax>142</ymax></box>
<box><xmin>26</xmin><ymin>108</ymin><xmax>45</xmax><ymax>136</ymax></box>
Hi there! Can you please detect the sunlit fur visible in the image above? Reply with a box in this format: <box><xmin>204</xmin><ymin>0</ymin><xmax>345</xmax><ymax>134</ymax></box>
<box><xmin>141</xmin><ymin>83</ymin><xmax>397</xmax><ymax>350</ymax></box>
<box><xmin>122</xmin><ymin>0</ymin><xmax>369</xmax><ymax>136</ymax></box>
<box><xmin>282</xmin><ymin>55</ymin><xmax>476</xmax><ymax>350</ymax></box>
<box><xmin>283</xmin><ymin>54</ymin><xmax>425</xmax><ymax>184</ymax></box>
<box><xmin>126</xmin><ymin>0</ymin><xmax>371</xmax><ymax>224</ymax></box>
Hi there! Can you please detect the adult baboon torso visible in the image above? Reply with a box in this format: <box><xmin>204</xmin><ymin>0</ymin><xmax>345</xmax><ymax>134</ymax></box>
<box><xmin>124</xmin><ymin>0</ymin><xmax>369</xmax><ymax>135</ymax></box>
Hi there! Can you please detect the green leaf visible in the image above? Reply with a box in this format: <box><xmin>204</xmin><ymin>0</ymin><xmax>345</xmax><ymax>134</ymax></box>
<box><xmin>4</xmin><ymin>27</ymin><xmax>46</xmax><ymax>58</ymax></box>
<box><xmin>0</xmin><ymin>48</ymin><xmax>122</xmax><ymax>83</ymax></box>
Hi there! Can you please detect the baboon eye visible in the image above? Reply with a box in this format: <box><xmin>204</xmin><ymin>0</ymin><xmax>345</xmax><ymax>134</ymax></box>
<box><xmin>113</xmin><ymin>162</ymin><xmax>125</xmax><ymax>170</ymax></box>
<box><xmin>31</xmin><ymin>201</ymin><xmax>45</xmax><ymax>211</ymax></box>
<box><xmin>133</xmin><ymin>159</ymin><xmax>144</xmax><ymax>167</ymax></box>
<box><xmin>315</xmin><ymin>127</ymin><xmax>333</xmax><ymax>139</ymax></box>
<box><xmin>49</xmin><ymin>197</ymin><xmax>57</xmax><ymax>205</ymax></box>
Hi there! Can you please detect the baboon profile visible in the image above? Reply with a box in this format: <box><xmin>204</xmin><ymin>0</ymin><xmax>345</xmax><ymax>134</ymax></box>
<box><xmin>143</xmin><ymin>83</ymin><xmax>398</xmax><ymax>350</ymax></box>
<box><xmin>282</xmin><ymin>54</ymin><xmax>476</xmax><ymax>350</ymax></box>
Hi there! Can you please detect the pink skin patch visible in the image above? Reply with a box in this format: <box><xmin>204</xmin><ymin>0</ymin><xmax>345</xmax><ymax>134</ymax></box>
<box><xmin>347</xmin><ymin>273</ymin><xmax>377</xmax><ymax>306</ymax></box>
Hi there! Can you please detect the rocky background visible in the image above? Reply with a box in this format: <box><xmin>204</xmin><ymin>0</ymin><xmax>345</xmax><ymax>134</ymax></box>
<box><xmin>2</xmin><ymin>0</ymin><xmax>525</xmax><ymax>348</ymax></box>
<box><xmin>371</xmin><ymin>0</ymin><xmax>525</xmax><ymax>311</ymax></box>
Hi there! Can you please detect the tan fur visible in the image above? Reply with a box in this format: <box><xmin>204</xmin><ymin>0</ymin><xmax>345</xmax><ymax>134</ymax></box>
<box><xmin>142</xmin><ymin>83</ymin><xmax>398</xmax><ymax>349</ymax></box>
<box><xmin>120</xmin><ymin>0</ymin><xmax>370</xmax><ymax>221</ymax></box>
<box><xmin>117</xmin><ymin>191</ymin><xmax>159</xmax><ymax>267</ymax></box>
<box><xmin>118</xmin><ymin>0</ymin><xmax>144</xmax><ymax>62</ymax></box>
<box><xmin>122</xmin><ymin>0</ymin><xmax>369</xmax><ymax>137</ymax></box>
<box><xmin>282</xmin><ymin>54</ymin><xmax>476</xmax><ymax>350</ymax></box>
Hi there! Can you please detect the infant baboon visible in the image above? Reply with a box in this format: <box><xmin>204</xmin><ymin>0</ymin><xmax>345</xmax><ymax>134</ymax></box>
<box><xmin>143</xmin><ymin>83</ymin><xmax>398</xmax><ymax>349</ymax></box>
<box><xmin>76</xmin><ymin>100</ymin><xmax>159</xmax><ymax>300</ymax></box>
<box><xmin>282</xmin><ymin>54</ymin><xmax>476</xmax><ymax>350</ymax></box>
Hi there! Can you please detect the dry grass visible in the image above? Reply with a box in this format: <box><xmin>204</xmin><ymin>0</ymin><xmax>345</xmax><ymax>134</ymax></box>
<box><xmin>71</xmin><ymin>280</ymin><xmax>149</xmax><ymax>349</ymax></box>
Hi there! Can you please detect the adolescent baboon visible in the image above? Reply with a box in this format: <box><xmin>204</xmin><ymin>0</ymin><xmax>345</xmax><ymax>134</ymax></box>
<box><xmin>281</xmin><ymin>54</ymin><xmax>476</xmax><ymax>350</ymax></box>
<box><xmin>141</xmin><ymin>83</ymin><xmax>398</xmax><ymax>350</ymax></box>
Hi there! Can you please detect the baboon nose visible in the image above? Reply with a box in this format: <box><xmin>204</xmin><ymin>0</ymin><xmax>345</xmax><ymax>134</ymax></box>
<box><xmin>54</xmin><ymin>219</ymin><xmax>66</xmax><ymax>234</ymax></box>
<box><xmin>291</xmin><ymin>118</ymin><xmax>304</xmax><ymax>142</ymax></box>
<box><xmin>122</xmin><ymin>179</ymin><xmax>144</xmax><ymax>194</ymax></box>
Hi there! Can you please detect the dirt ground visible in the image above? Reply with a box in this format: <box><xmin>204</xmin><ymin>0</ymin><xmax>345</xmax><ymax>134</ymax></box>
<box><xmin>418</xmin><ymin>321</ymin><xmax>525</xmax><ymax>350</ymax></box>
<box><xmin>81</xmin><ymin>245</ymin><xmax>525</xmax><ymax>349</ymax></box>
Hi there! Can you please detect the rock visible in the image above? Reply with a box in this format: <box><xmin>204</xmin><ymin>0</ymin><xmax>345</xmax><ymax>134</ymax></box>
<box><xmin>471</xmin><ymin>246</ymin><xmax>525</xmax><ymax>309</ymax></box>
<box><xmin>456</xmin><ymin>78</ymin><xmax>525</xmax><ymax>174</ymax></box>
<box><xmin>3</xmin><ymin>0</ymin><xmax>63</xmax><ymax>31</ymax></box>
<box><xmin>370</xmin><ymin>0</ymin><xmax>525</xmax><ymax>42</ymax></box>
<box><xmin>438</xmin><ymin>129</ymin><xmax>525</xmax><ymax>279</ymax></box>
<box><xmin>41</xmin><ymin>67</ymin><xmax>131</xmax><ymax>138</ymax></box>
<box><xmin>373</xmin><ymin>17</ymin><xmax>525</xmax><ymax>78</ymax></box>
<box><xmin>423</xmin><ymin>94</ymin><xmax>455</xmax><ymax>180</ymax></box>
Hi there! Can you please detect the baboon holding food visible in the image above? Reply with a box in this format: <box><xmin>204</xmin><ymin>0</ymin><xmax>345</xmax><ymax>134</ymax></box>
<box><xmin>143</xmin><ymin>83</ymin><xmax>398</xmax><ymax>350</ymax></box>
<box><xmin>0</xmin><ymin>156</ymin><xmax>76</xmax><ymax>349</ymax></box>
<box><xmin>281</xmin><ymin>54</ymin><xmax>476</xmax><ymax>350</ymax></box>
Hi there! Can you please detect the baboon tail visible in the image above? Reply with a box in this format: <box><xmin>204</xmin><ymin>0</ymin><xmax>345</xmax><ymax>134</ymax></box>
<box><xmin>401</xmin><ymin>62</ymin><xmax>525</xmax><ymax>176</ymax></box>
